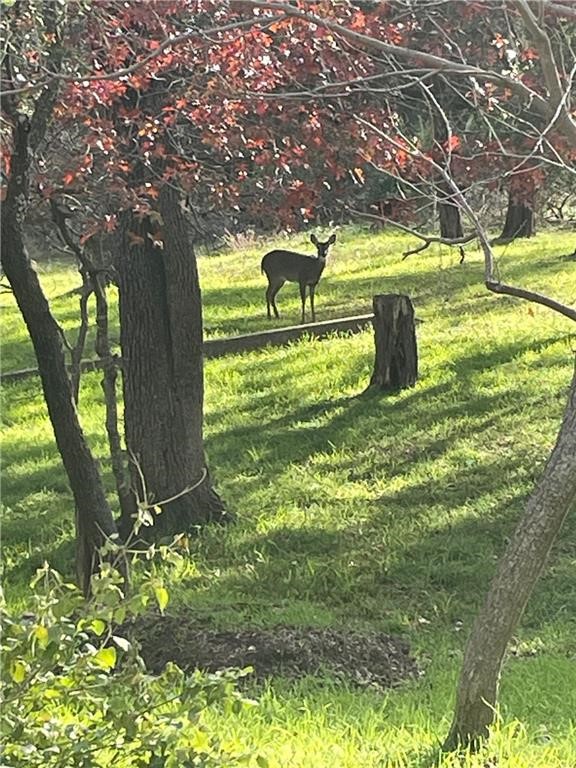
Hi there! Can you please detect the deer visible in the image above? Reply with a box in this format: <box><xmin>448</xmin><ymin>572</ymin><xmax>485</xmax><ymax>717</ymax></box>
<box><xmin>261</xmin><ymin>233</ymin><xmax>336</xmax><ymax>324</ymax></box>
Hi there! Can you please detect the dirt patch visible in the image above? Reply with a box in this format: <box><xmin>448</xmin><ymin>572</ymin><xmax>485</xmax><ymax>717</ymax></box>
<box><xmin>133</xmin><ymin>614</ymin><xmax>420</xmax><ymax>690</ymax></box>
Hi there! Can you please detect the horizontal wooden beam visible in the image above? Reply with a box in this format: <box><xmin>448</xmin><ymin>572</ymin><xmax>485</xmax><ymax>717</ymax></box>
<box><xmin>1</xmin><ymin>313</ymin><xmax>374</xmax><ymax>383</ymax></box>
<box><xmin>205</xmin><ymin>313</ymin><xmax>374</xmax><ymax>358</ymax></box>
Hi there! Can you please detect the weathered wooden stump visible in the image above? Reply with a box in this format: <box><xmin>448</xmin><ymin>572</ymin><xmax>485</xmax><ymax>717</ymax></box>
<box><xmin>369</xmin><ymin>294</ymin><xmax>418</xmax><ymax>392</ymax></box>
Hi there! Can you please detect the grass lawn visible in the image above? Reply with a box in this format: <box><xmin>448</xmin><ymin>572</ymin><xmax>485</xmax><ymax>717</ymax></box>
<box><xmin>2</xmin><ymin>227</ymin><xmax>576</xmax><ymax>766</ymax></box>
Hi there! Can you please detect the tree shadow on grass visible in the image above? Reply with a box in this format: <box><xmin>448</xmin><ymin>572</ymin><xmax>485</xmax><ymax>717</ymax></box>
<box><xmin>207</xmin><ymin>334</ymin><xmax>564</xmax><ymax>486</ymax></box>
<box><xmin>192</xmin><ymin>335</ymin><xmax>573</xmax><ymax>633</ymax></box>
<box><xmin>180</xmin><ymin>456</ymin><xmax>576</xmax><ymax>643</ymax></box>
<box><xmin>2</xmin><ymin>328</ymin><xmax>570</xmax><ymax>611</ymax></box>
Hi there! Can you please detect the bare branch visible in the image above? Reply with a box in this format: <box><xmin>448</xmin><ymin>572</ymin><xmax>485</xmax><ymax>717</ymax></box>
<box><xmin>353</xmin><ymin>108</ymin><xmax>576</xmax><ymax>323</ymax></box>
<box><xmin>486</xmin><ymin>279</ymin><xmax>576</xmax><ymax>320</ymax></box>
<box><xmin>546</xmin><ymin>2</ymin><xmax>576</xmax><ymax>21</ymax></box>
<box><xmin>513</xmin><ymin>0</ymin><xmax>576</xmax><ymax>146</ymax></box>
<box><xmin>347</xmin><ymin>206</ymin><xmax>476</xmax><ymax>260</ymax></box>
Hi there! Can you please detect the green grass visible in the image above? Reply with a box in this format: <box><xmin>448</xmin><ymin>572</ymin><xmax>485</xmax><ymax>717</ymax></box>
<box><xmin>2</xmin><ymin>228</ymin><xmax>576</xmax><ymax>766</ymax></box>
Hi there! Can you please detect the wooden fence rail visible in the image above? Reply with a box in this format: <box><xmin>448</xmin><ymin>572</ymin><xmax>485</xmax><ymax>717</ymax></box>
<box><xmin>1</xmin><ymin>313</ymin><xmax>374</xmax><ymax>383</ymax></box>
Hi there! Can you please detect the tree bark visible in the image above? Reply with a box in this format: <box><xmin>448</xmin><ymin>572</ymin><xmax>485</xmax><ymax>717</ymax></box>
<box><xmin>439</xmin><ymin>200</ymin><xmax>464</xmax><ymax>240</ymax></box>
<box><xmin>444</xmin><ymin>362</ymin><xmax>576</xmax><ymax>751</ymax></box>
<box><xmin>498</xmin><ymin>191</ymin><xmax>536</xmax><ymax>241</ymax></box>
<box><xmin>439</xmin><ymin>200</ymin><xmax>466</xmax><ymax>263</ymax></box>
<box><xmin>116</xmin><ymin>185</ymin><xmax>229</xmax><ymax>540</ymax></box>
<box><xmin>369</xmin><ymin>294</ymin><xmax>418</xmax><ymax>392</ymax></box>
<box><xmin>1</xmin><ymin>118</ymin><xmax>118</xmax><ymax>596</ymax></box>
<box><xmin>433</xmin><ymin>90</ymin><xmax>466</xmax><ymax>262</ymax></box>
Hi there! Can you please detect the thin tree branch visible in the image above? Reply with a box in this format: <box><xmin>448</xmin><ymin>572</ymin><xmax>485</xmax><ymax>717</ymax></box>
<box><xmin>50</xmin><ymin>202</ymin><xmax>137</xmax><ymax>521</ymax></box>
<box><xmin>547</xmin><ymin>2</ymin><xmax>576</xmax><ymax>19</ymax></box>
<box><xmin>513</xmin><ymin>0</ymin><xmax>576</xmax><ymax>145</ymax></box>
<box><xmin>485</xmin><ymin>279</ymin><xmax>576</xmax><ymax>319</ymax></box>
<box><xmin>347</xmin><ymin>205</ymin><xmax>477</xmax><ymax>259</ymax></box>
<box><xmin>354</xmin><ymin>107</ymin><xmax>576</xmax><ymax>323</ymax></box>
<box><xmin>232</xmin><ymin>1</ymin><xmax>554</xmax><ymax>123</ymax></box>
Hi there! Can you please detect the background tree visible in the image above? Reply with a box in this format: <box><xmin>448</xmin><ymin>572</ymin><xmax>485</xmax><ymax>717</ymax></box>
<box><xmin>0</xmin><ymin>1</ymin><xmax>119</xmax><ymax>593</ymax></box>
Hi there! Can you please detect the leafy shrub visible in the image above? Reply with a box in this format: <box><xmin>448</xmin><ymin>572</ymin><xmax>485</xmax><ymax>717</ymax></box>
<box><xmin>1</xmin><ymin>561</ymin><xmax>256</xmax><ymax>768</ymax></box>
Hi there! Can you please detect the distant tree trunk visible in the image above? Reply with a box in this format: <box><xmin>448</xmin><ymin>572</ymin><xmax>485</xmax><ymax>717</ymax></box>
<box><xmin>498</xmin><ymin>191</ymin><xmax>536</xmax><ymax>241</ymax></box>
<box><xmin>1</xmin><ymin>118</ymin><xmax>118</xmax><ymax>596</ymax></box>
<box><xmin>369</xmin><ymin>294</ymin><xmax>418</xmax><ymax>392</ymax></box>
<box><xmin>499</xmin><ymin>197</ymin><xmax>535</xmax><ymax>240</ymax></box>
<box><xmin>116</xmin><ymin>184</ymin><xmax>229</xmax><ymax>540</ymax></box>
<box><xmin>439</xmin><ymin>200</ymin><xmax>463</xmax><ymax>240</ymax></box>
<box><xmin>434</xmin><ymin>92</ymin><xmax>466</xmax><ymax>262</ymax></box>
<box><xmin>439</xmin><ymin>199</ymin><xmax>466</xmax><ymax>263</ymax></box>
<box><xmin>444</xmin><ymin>362</ymin><xmax>576</xmax><ymax>751</ymax></box>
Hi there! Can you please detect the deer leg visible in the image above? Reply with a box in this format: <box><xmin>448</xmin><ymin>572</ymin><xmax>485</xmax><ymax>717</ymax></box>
<box><xmin>265</xmin><ymin>283</ymin><xmax>273</xmax><ymax>319</ymax></box>
<box><xmin>309</xmin><ymin>284</ymin><xmax>316</xmax><ymax>322</ymax></box>
<box><xmin>269</xmin><ymin>279</ymin><xmax>284</xmax><ymax>319</ymax></box>
<box><xmin>299</xmin><ymin>281</ymin><xmax>308</xmax><ymax>324</ymax></box>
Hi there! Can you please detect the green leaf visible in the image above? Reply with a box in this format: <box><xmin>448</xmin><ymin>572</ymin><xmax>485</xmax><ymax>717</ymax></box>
<box><xmin>33</xmin><ymin>625</ymin><xmax>49</xmax><ymax>648</ymax></box>
<box><xmin>190</xmin><ymin>729</ymin><xmax>210</xmax><ymax>752</ymax></box>
<box><xmin>154</xmin><ymin>586</ymin><xmax>169</xmax><ymax>614</ymax></box>
<box><xmin>93</xmin><ymin>646</ymin><xmax>117</xmax><ymax>669</ymax></box>
<box><xmin>256</xmin><ymin>756</ymin><xmax>269</xmax><ymax>768</ymax></box>
<box><xmin>10</xmin><ymin>659</ymin><xmax>26</xmax><ymax>683</ymax></box>
<box><xmin>90</xmin><ymin>619</ymin><xmax>107</xmax><ymax>637</ymax></box>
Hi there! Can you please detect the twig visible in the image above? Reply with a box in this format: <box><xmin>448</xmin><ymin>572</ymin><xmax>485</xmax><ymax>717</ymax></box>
<box><xmin>349</xmin><ymin>110</ymin><xmax>576</xmax><ymax>323</ymax></box>
<box><xmin>347</xmin><ymin>206</ymin><xmax>477</xmax><ymax>260</ymax></box>
<box><xmin>49</xmin><ymin>201</ymin><xmax>137</xmax><ymax>521</ymax></box>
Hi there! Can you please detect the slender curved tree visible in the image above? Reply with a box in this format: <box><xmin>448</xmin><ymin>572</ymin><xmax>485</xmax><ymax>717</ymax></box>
<box><xmin>1</xmin><ymin>1</ymin><xmax>118</xmax><ymax>593</ymax></box>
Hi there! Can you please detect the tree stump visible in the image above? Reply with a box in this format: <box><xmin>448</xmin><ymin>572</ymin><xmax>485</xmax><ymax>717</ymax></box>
<box><xmin>369</xmin><ymin>294</ymin><xmax>418</xmax><ymax>392</ymax></box>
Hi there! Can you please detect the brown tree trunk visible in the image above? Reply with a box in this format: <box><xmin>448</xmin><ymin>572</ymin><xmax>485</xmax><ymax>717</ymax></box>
<box><xmin>1</xmin><ymin>118</ymin><xmax>118</xmax><ymax>595</ymax></box>
<box><xmin>116</xmin><ymin>185</ymin><xmax>229</xmax><ymax>540</ymax></box>
<box><xmin>439</xmin><ymin>200</ymin><xmax>464</xmax><ymax>240</ymax></box>
<box><xmin>444</xmin><ymin>362</ymin><xmax>576</xmax><ymax>751</ymax></box>
<box><xmin>439</xmin><ymin>199</ymin><xmax>466</xmax><ymax>263</ymax></box>
<box><xmin>433</xmin><ymin>95</ymin><xmax>466</xmax><ymax>262</ymax></box>
<box><xmin>369</xmin><ymin>294</ymin><xmax>418</xmax><ymax>392</ymax></box>
<box><xmin>498</xmin><ymin>192</ymin><xmax>536</xmax><ymax>241</ymax></box>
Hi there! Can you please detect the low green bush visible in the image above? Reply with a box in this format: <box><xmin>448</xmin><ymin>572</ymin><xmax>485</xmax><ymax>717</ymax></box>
<box><xmin>1</xmin><ymin>557</ymin><xmax>258</xmax><ymax>768</ymax></box>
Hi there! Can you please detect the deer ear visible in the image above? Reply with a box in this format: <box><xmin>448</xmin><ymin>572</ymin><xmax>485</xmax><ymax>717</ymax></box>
<box><xmin>328</xmin><ymin>234</ymin><xmax>336</xmax><ymax>245</ymax></box>
<box><xmin>310</xmin><ymin>234</ymin><xmax>318</xmax><ymax>245</ymax></box>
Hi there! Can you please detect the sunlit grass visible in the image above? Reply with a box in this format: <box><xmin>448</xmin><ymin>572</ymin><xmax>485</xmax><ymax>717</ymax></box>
<box><xmin>2</xmin><ymin>228</ymin><xmax>575</xmax><ymax>766</ymax></box>
<box><xmin>206</xmin><ymin>675</ymin><xmax>576</xmax><ymax>768</ymax></box>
